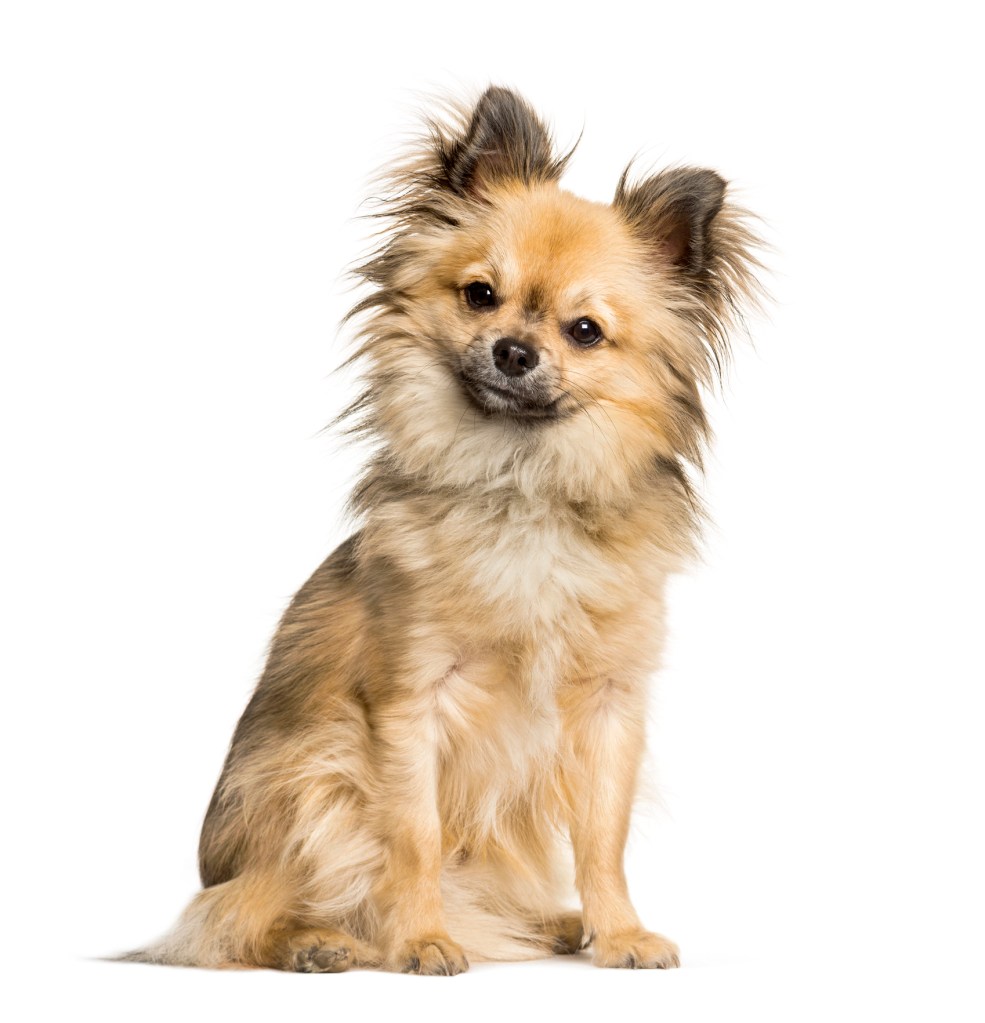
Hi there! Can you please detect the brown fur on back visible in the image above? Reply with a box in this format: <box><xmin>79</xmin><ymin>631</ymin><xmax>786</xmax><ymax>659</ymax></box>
<box><xmin>126</xmin><ymin>86</ymin><xmax>763</xmax><ymax>973</ymax></box>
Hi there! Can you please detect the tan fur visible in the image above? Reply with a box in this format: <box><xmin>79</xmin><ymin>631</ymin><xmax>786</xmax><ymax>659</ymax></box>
<box><xmin>123</xmin><ymin>87</ymin><xmax>763</xmax><ymax>974</ymax></box>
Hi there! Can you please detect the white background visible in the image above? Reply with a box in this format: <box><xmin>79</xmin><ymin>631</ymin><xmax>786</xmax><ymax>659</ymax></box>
<box><xmin>2</xmin><ymin>1</ymin><xmax>983</xmax><ymax>1020</ymax></box>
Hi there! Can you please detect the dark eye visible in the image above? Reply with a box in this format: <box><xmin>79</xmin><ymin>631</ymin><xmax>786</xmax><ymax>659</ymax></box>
<box><xmin>464</xmin><ymin>281</ymin><xmax>496</xmax><ymax>309</ymax></box>
<box><xmin>568</xmin><ymin>318</ymin><xmax>603</xmax><ymax>346</ymax></box>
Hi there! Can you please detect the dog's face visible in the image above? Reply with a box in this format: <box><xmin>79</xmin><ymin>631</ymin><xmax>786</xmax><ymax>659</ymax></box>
<box><xmin>426</xmin><ymin>184</ymin><xmax>672</xmax><ymax>425</ymax></box>
<box><xmin>353</xmin><ymin>88</ymin><xmax>758</xmax><ymax>500</ymax></box>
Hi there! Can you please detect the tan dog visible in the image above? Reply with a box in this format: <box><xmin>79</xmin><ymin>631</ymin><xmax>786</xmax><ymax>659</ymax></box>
<box><xmin>126</xmin><ymin>86</ymin><xmax>762</xmax><ymax>974</ymax></box>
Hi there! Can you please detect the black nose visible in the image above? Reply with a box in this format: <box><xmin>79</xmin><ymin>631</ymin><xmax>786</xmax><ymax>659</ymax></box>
<box><xmin>492</xmin><ymin>338</ymin><xmax>539</xmax><ymax>377</ymax></box>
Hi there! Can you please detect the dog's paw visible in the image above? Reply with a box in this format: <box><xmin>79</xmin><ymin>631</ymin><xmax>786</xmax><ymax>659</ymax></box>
<box><xmin>291</xmin><ymin>943</ymin><xmax>352</xmax><ymax>973</ymax></box>
<box><xmin>395</xmin><ymin>936</ymin><xmax>469</xmax><ymax>976</ymax></box>
<box><xmin>280</xmin><ymin>928</ymin><xmax>381</xmax><ymax>973</ymax></box>
<box><xmin>591</xmin><ymin>929</ymin><xmax>680</xmax><ymax>969</ymax></box>
<box><xmin>547</xmin><ymin>912</ymin><xmax>586</xmax><ymax>954</ymax></box>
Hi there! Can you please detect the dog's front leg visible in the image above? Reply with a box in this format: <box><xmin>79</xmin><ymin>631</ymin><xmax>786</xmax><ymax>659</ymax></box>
<box><xmin>560</xmin><ymin>677</ymin><xmax>680</xmax><ymax>969</ymax></box>
<box><xmin>373</xmin><ymin>696</ymin><xmax>468</xmax><ymax>976</ymax></box>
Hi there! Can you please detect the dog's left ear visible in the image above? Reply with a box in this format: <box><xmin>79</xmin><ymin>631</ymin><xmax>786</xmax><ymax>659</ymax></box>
<box><xmin>614</xmin><ymin>167</ymin><xmax>727</xmax><ymax>280</ymax></box>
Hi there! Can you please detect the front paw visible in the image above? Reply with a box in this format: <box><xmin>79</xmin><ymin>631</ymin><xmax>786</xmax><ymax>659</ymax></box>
<box><xmin>592</xmin><ymin>929</ymin><xmax>680</xmax><ymax>969</ymax></box>
<box><xmin>395</xmin><ymin>935</ymin><xmax>469</xmax><ymax>976</ymax></box>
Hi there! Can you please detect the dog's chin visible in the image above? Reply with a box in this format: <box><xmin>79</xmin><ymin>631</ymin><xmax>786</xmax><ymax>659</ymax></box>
<box><xmin>457</xmin><ymin>372</ymin><xmax>569</xmax><ymax>422</ymax></box>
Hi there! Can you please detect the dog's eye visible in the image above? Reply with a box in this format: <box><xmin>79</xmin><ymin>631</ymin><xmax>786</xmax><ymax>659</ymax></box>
<box><xmin>464</xmin><ymin>281</ymin><xmax>496</xmax><ymax>309</ymax></box>
<box><xmin>568</xmin><ymin>318</ymin><xmax>603</xmax><ymax>346</ymax></box>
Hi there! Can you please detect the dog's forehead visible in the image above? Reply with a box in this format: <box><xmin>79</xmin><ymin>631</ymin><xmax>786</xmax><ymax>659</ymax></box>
<box><xmin>483</xmin><ymin>187</ymin><xmax>635</xmax><ymax>306</ymax></box>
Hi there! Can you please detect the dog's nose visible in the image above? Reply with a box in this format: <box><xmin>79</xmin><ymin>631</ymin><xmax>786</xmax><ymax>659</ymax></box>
<box><xmin>492</xmin><ymin>338</ymin><xmax>539</xmax><ymax>377</ymax></box>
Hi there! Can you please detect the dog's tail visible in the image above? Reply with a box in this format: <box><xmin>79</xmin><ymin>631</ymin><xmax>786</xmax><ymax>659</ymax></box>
<box><xmin>115</xmin><ymin>872</ymin><xmax>292</xmax><ymax>968</ymax></box>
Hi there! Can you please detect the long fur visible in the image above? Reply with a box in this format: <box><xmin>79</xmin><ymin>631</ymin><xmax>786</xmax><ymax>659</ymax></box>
<box><xmin>123</xmin><ymin>86</ymin><xmax>764</xmax><ymax>974</ymax></box>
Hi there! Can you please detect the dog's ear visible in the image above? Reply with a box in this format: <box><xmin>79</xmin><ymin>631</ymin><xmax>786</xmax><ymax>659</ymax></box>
<box><xmin>440</xmin><ymin>86</ymin><xmax>565</xmax><ymax>196</ymax></box>
<box><xmin>614</xmin><ymin>167</ymin><xmax>727</xmax><ymax>279</ymax></box>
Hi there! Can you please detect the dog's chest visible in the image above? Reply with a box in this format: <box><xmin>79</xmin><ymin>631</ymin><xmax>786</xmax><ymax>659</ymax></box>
<box><xmin>411</xmin><ymin>497</ymin><xmax>663</xmax><ymax>836</ymax></box>
<box><xmin>432</xmin><ymin>656</ymin><xmax>562</xmax><ymax>837</ymax></box>
<box><xmin>447</xmin><ymin>498</ymin><xmax>637</xmax><ymax>629</ymax></box>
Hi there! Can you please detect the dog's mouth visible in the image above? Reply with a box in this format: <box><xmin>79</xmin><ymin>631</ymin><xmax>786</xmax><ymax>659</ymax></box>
<box><xmin>457</xmin><ymin>371</ymin><xmax>568</xmax><ymax>421</ymax></box>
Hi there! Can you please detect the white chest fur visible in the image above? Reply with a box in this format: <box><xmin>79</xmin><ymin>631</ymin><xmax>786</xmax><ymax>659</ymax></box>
<box><xmin>372</xmin><ymin>490</ymin><xmax>666</xmax><ymax>824</ymax></box>
<box><xmin>440</xmin><ymin>495</ymin><xmax>639</xmax><ymax>624</ymax></box>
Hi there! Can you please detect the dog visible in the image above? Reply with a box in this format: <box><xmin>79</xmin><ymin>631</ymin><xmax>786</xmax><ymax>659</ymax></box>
<box><xmin>124</xmin><ymin>86</ymin><xmax>763</xmax><ymax>974</ymax></box>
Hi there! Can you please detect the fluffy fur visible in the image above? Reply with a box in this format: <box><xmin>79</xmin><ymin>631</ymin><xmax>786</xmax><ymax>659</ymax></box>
<box><xmin>123</xmin><ymin>86</ymin><xmax>763</xmax><ymax>974</ymax></box>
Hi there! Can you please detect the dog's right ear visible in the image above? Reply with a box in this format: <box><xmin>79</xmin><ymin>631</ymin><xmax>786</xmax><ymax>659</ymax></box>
<box><xmin>439</xmin><ymin>87</ymin><xmax>567</xmax><ymax>197</ymax></box>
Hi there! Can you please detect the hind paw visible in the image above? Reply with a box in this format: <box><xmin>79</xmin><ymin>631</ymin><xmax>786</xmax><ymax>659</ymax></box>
<box><xmin>278</xmin><ymin>928</ymin><xmax>381</xmax><ymax>973</ymax></box>
<box><xmin>291</xmin><ymin>943</ymin><xmax>351</xmax><ymax>973</ymax></box>
<box><xmin>544</xmin><ymin>912</ymin><xmax>586</xmax><ymax>954</ymax></box>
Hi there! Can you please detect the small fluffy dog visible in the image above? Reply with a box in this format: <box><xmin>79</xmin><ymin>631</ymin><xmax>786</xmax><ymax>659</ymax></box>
<box><xmin>128</xmin><ymin>86</ymin><xmax>762</xmax><ymax>974</ymax></box>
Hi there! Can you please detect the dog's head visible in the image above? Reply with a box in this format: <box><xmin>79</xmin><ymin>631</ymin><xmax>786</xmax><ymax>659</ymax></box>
<box><xmin>347</xmin><ymin>87</ymin><xmax>762</xmax><ymax>505</ymax></box>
